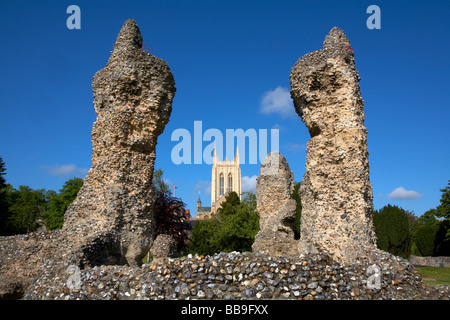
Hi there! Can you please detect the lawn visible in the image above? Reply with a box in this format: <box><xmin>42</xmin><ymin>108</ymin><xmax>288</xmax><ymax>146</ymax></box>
<box><xmin>415</xmin><ymin>267</ymin><xmax>450</xmax><ymax>286</ymax></box>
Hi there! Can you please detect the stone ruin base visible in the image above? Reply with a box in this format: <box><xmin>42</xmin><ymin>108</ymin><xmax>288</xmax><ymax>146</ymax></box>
<box><xmin>1</xmin><ymin>231</ymin><xmax>448</xmax><ymax>300</ymax></box>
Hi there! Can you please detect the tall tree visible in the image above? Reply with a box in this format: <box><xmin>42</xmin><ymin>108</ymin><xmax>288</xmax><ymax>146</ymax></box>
<box><xmin>436</xmin><ymin>180</ymin><xmax>450</xmax><ymax>219</ymax></box>
<box><xmin>373</xmin><ymin>204</ymin><xmax>411</xmax><ymax>258</ymax></box>
<box><xmin>152</xmin><ymin>168</ymin><xmax>171</xmax><ymax>195</ymax></box>
<box><xmin>434</xmin><ymin>219</ymin><xmax>450</xmax><ymax>256</ymax></box>
<box><xmin>217</xmin><ymin>191</ymin><xmax>241</xmax><ymax>216</ymax></box>
<box><xmin>416</xmin><ymin>180</ymin><xmax>450</xmax><ymax>256</ymax></box>
<box><xmin>42</xmin><ymin>177</ymin><xmax>83</xmax><ymax>230</ymax></box>
<box><xmin>153</xmin><ymin>190</ymin><xmax>191</xmax><ymax>253</ymax></box>
<box><xmin>188</xmin><ymin>218</ymin><xmax>221</xmax><ymax>256</ymax></box>
<box><xmin>415</xmin><ymin>224</ymin><xmax>439</xmax><ymax>256</ymax></box>
<box><xmin>241</xmin><ymin>192</ymin><xmax>257</xmax><ymax>212</ymax></box>
<box><xmin>6</xmin><ymin>185</ymin><xmax>48</xmax><ymax>234</ymax></box>
<box><xmin>0</xmin><ymin>156</ymin><xmax>10</xmax><ymax>234</ymax></box>
<box><xmin>418</xmin><ymin>209</ymin><xmax>440</xmax><ymax>226</ymax></box>
<box><xmin>189</xmin><ymin>191</ymin><xmax>260</xmax><ymax>255</ymax></box>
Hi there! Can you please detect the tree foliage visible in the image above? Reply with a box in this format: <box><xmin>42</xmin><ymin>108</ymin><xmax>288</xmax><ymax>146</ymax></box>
<box><xmin>188</xmin><ymin>219</ymin><xmax>221</xmax><ymax>256</ymax></box>
<box><xmin>5</xmin><ymin>185</ymin><xmax>48</xmax><ymax>234</ymax></box>
<box><xmin>217</xmin><ymin>191</ymin><xmax>241</xmax><ymax>215</ymax></box>
<box><xmin>419</xmin><ymin>209</ymin><xmax>440</xmax><ymax>226</ymax></box>
<box><xmin>0</xmin><ymin>171</ymin><xmax>83</xmax><ymax>235</ymax></box>
<box><xmin>153</xmin><ymin>190</ymin><xmax>191</xmax><ymax>253</ymax></box>
<box><xmin>0</xmin><ymin>156</ymin><xmax>10</xmax><ymax>234</ymax></box>
<box><xmin>415</xmin><ymin>224</ymin><xmax>439</xmax><ymax>256</ymax></box>
<box><xmin>42</xmin><ymin>177</ymin><xmax>83</xmax><ymax>230</ymax></box>
<box><xmin>434</xmin><ymin>219</ymin><xmax>450</xmax><ymax>256</ymax></box>
<box><xmin>152</xmin><ymin>168</ymin><xmax>171</xmax><ymax>195</ymax></box>
<box><xmin>373</xmin><ymin>204</ymin><xmax>411</xmax><ymax>258</ymax></box>
<box><xmin>376</xmin><ymin>180</ymin><xmax>450</xmax><ymax>257</ymax></box>
<box><xmin>292</xmin><ymin>182</ymin><xmax>302</xmax><ymax>240</ymax></box>
<box><xmin>409</xmin><ymin>180</ymin><xmax>450</xmax><ymax>256</ymax></box>
<box><xmin>436</xmin><ymin>180</ymin><xmax>450</xmax><ymax>219</ymax></box>
<box><xmin>188</xmin><ymin>191</ymin><xmax>260</xmax><ymax>255</ymax></box>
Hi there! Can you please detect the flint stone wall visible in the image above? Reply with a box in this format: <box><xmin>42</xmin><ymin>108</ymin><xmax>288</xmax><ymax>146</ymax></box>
<box><xmin>410</xmin><ymin>256</ymin><xmax>450</xmax><ymax>268</ymax></box>
<box><xmin>22</xmin><ymin>250</ymin><xmax>449</xmax><ymax>300</ymax></box>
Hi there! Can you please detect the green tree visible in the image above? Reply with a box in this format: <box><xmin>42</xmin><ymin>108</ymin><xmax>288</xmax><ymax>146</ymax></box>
<box><xmin>42</xmin><ymin>177</ymin><xmax>83</xmax><ymax>230</ymax></box>
<box><xmin>418</xmin><ymin>209</ymin><xmax>440</xmax><ymax>226</ymax></box>
<box><xmin>415</xmin><ymin>224</ymin><xmax>439</xmax><ymax>256</ymax></box>
<box><xmin>188</xmin><ymin>219</ymin><xmax>221</xmax><ymax>256</ymax></box>
<box><xmin>406</xmin><ymin>210</ymin><xmax>421</xmax><ymax>255</ymax></box>
<box><xmin>414</xmin><ymin>180</ymin><xmax>450</xmax><ymax>256</ymax></box>
<box><xmin>0</xmin><ymin>156</ymin><xmax>10</xmax><ymax>235</ymax></box>
<box><xmin>241</xmin><ymin>192</ymin><xmax>257</xmax><ymax>212</ymax></box>
<box><xmin>436</xmin><ymin>180</ymin><xmax>450</xmax><ymax>219</ymax></box>
<box><xmin>188</xmin><ymin>192</ymin><xmax>260</xmax><ymax>255</ymax></box>
<box><xmin>152</xmin><ymin>168</ymin><xmax>171</xmax><ymax>195</ymax></box>
<box><xmin>292</xmin><ymin>182</ymin><xmax>302</xmax><ymax>240</ymax></box>
<box><xmin>217</xmin><ymin>191</ymin><xmax>241</xmax><ymax>216</ymax></box>
<box><xmin>373</xmin><ymin>204</ymin><xmax>411</xmax><ymax>258</ymax></box>
<box><xmin>5</xmin><ymin>185</ymin><xmax>48</xmax><ymax>234</ymax></box>
<box><xmin>434</xmin><ymin>219</ymin><xmax>450</xmax><ymax>256</ymax></box>
<box><xmin>215</xmin><ymin>201</ymin><xmax>260</xmax><ymax>253</ymax></box>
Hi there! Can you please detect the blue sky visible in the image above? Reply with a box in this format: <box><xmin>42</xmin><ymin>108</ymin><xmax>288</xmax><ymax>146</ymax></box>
<box><xmin>1</xmin><ymin>0</ymin><xmax>449</xmax><ymax>218</ymax></box>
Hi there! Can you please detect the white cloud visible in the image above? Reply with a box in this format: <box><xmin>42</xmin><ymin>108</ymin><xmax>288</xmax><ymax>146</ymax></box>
<box><xmin>195</xmin><ymin>180</ymin><xmax>211</xmax><ymax>197</ymax></box>
<box><xmin>387</xmin><ymin>187</ymin><xmax>423</xmax><ymax>200</ymax></box>
<box><xmin>272</xmin><ymin>123</ymin><xmax>286</xmax><ymax>131</ymax></box>
<box><xmin>284</xmin><ymin>142</ymin><xmax>306</xmax><ymax>153</ymax></box>
<box><xmin>260</xmin><ymin>86</ymin><xmax>295</xmax><ymax>118</ymax></box>
<box><xmin>42</xmin><ymin>164</ymin><xmax>89</xmax><ymax>178</ymax></box>
<box><xmin>242</xmin><ymin>175</ymin><xmax>257</xmax><ymax>193</ymax></box>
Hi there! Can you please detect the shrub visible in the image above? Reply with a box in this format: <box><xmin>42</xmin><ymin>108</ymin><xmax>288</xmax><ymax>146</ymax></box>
<box><xmin>374</xmin><ymin>204</ymin><xmax>411</xmax><ymax>258</ymax></box>
<box><xmin>415</xmin><ymin>224</ymin><xmax>438</xmax><ymax>256</ymax></box>
<box><xmin>153</xmin><ymin>191</ymin><xmax>192</xmax><ymax>253</ymax></box>
<box><xmin>188</xmin><ymin>192</ymin><xmax>259</xmax><ymax>255</ymax></box>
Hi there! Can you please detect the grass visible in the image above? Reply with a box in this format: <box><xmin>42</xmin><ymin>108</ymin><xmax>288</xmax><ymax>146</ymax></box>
<box><xmin>415</xmin><ymin>267</ymin><xmax>450</xmax><ymax>286</ymax></box>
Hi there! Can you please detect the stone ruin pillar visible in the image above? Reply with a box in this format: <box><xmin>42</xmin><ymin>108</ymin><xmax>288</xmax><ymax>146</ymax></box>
<box><xmin>252</xmin><ymin>152</ymin><xmax>299</xmax><ymax>257</ymax></box>
<box><xmin>62</xmin><ymin>19</ymin><xmax>176</xmax><ymax>266</ymax></box>
<box><xmin>289</xmin><ymin>27</ymin><xmax>377</xmax><ymax>263</ymax></box>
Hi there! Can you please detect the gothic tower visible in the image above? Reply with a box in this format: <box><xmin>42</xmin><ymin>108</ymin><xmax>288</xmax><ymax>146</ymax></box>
<box><xmin>210</xmin><ymin>145</ymin><xmax>241</xmax><ymax>214</ymax></box>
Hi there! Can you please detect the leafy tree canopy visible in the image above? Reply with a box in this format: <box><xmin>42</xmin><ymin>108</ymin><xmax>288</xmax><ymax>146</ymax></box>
<box><xmin>5</xmin><ymin>185</ymin><xmax>48</xmax><ymax>234</ymax></box>
<box><xmin>42</xmin><ymin>177</ymin><xmax>83</xmax><ymax>230</ymax></box>
<box><xmin>374</xmin><ymin>204</ymin><xmax>411</xmax><ymax>258</ymax></box>
<box><xmin>436</xmin><ymin>180</ymin><xmax>450</xmax><ymax>219</ymax></box>
<box><xmin>152</xmin><ymin>168</ymin><xmax>171</xmax><ymax>195</ymax></box>
<box><xmin>189</xmin><ymin>191</ymin><xmax>260</xmax><ymax>255</ymax></box>
<box><xmin>153</xmin><ymin>190</ymin><xmax>191</xmax><ymax>253</ymax></box>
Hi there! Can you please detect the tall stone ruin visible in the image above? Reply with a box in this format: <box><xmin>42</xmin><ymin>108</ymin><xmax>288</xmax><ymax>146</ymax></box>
<box><xmin>252</xmin><ymin>152</ymin><xmax>299</xmax><ymax>257</ymax></box>
<box><xmin>62</xmin><ymin>19</ymin><xmax>176</xmax><ymax>266</ymax></box>
<box><xmin>290</xmin><ymin>27</ymin><xmax>377</xmax><ymax>263</ymax></box>
<box><xmin>0</xmin><ymin>19</ymin><xmax>176</xmax><ymax>298</ymax></box>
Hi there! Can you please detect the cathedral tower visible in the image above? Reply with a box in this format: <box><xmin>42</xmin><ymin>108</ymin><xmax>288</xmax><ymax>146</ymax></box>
<box><xmin>210</xmin><ymin>145</ymin><xmax>241</xmax><ymax>214</ymax></box>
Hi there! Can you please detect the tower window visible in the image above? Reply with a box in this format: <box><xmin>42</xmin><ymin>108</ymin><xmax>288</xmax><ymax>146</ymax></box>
<box><xmin>228</xmin><ymin>174</ymin><xmax>233</xmax><ymax>193</ymax></box>
<box><xmin>220</xmin><ymin>173</ymin><xmax>224</xmax><ymax>196</ymax></box>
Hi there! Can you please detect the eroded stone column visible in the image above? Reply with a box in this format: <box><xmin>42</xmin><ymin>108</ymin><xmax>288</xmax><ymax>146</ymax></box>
<box><xmin>62</xmin><ymin>19</ymin><xmax>176</xmax><ymax>266</ymax></box>
<box><xmin>290</xmin><ymin>27</ymin><xmax>377</xmax><ymax>263</ymax></box>
<box><xmin>252</xmin><ymin>152</ymin><xmax>299</xmax><ymax>257</ymax></box>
